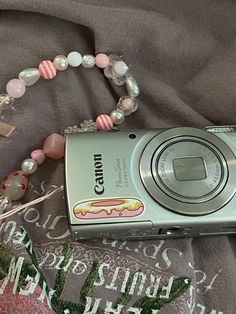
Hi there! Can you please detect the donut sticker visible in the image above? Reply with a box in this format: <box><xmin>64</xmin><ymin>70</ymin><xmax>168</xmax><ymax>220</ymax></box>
<box><xmin>73</xmin><ymin>198</ymin><xmax>144</xmax><ymax>220</ymax></box>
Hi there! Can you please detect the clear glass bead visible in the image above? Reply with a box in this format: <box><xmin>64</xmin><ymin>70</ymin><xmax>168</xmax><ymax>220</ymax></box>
<box><xmin>112</xmin><ymin>61</ymin><xmax>129</xmax><ymax>77</ymax></box>
<box><xmin>117</xmin><ymin>96</ymin><xmax>138</xmax><ymax>116</ymax></box>
<box><xmin>109</xmin><ymin>54</ymin><xmax>122</xmax><ymax>64</ymax></box>
<box><xmin>104</xmin><ymin>66</ymin><xmax>116</xmax><ymax>79</ymax></box>
<box><xmin>82</xmin><ymin>55</ymin><xmax>95</xmax><ymax>68</ymax></box>
<box><xmin>112</xmin><ymin>75</ymin><xmax>126</xmax><ymax>86</ymax></box>
<box><xmin>104</xmin><ymin>56</ymin><xmax>130</xmax><ymax>82</ymax></box>
<box><xmin>0</xmin><ymin>94</ymin><xmax>14</xmax><ymax>115</ymax></box>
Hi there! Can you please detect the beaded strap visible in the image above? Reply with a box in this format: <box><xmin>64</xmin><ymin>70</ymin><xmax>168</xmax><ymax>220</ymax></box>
<box><xmin>0</xmin><ymin>52</ymin><xmax>140</xmax><ymax>217</ymax></box>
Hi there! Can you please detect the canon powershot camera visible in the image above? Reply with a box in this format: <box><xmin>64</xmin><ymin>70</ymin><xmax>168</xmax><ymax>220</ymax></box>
<box><xmin>65</xmin><ymin>126</ymin><xmax>236</xmax><ymax>239</ymax></box>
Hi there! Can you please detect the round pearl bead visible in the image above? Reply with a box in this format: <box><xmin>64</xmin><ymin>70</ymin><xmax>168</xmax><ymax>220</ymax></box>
<box><xmin>82</xmin><ymin>55</ymin><xmax>95</xmax><ymax>68</ymax></box>
<box><xmin>95</xmin><ymin>53</ymin><xmax>109</xmax><ymax>68</ymax></box>
<box><xmin>110</xmin><ymin>109</ymin><xmax>125</xmax><ymax>125</ymax></box>
<box><xmin>112</xmin><ymin>61</ymin><xmax>129</xmax><ymax>77</ymax></box>
<box><xmin>53</xmin><ymin>55</ymin><xmax>69</xmax><ymax>71</ymax></box>
<box><xmin>67</xmin><ymin>51</ymin><xmax>82</xmax><ymax>67</ymax></box>
<box><xmin>96</xmin><ymin>114</ymin><xmax>113</xmax><ymax>131</ymax></box>
<box><xmin>21</xmin><ymin>158</ymin><xmax>38</xmax><ymax>174</ymax></box>
<box><xmin>6</xmin><ymin>79</ymin><xmax>26</xmax><ymax>98</ymax></box>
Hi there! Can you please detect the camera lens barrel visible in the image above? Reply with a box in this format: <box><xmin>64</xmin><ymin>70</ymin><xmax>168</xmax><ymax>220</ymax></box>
<box><xmin>140</xmin><ymin>127</ymin><xmax>236</xmax><ymax>216</ymax></box>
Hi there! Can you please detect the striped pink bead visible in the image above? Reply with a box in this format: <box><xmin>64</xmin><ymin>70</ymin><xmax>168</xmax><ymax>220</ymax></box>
<box><xmin>96</xmin><ymin>114</ymin><xmax>113</xmax><ymax>131</ymax></box>
<box><xmin>39</xmin><ymin>60</ymin><xmax>57</xmax><ymax>80</ymax></box>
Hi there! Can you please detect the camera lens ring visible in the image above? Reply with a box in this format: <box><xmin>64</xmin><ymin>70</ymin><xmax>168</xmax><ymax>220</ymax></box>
<box><xmin>139</xmin><ymin>127</ymin><xmax>236</xmax><ymax>216</ymax></box>
<box><xmin>152</xmin><ymin>137</ymin><xmax>226</xmax><ymax>203</ymax></box>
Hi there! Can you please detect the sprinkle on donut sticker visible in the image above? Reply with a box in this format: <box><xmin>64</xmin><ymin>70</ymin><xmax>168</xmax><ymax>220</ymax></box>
<box><xmin>73</xmin><ymin>198</ymin><xmax>144</xmax><ymax>220</ymax></box>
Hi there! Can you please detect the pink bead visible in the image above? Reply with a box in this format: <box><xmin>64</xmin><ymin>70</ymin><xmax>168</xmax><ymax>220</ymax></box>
<box><xmin>6</xmin><ymin>79</ymin><xmax>26</xmax><ymax>98</ymax></box>
<box><xmin>43</xmin><ymin>133</ymin><xmax>65</xmax><ymax>160</ymax></box>
<box><xmin>1</xmin><ymin>170</ymin><xmax>29</xmax><ymax>201</ymax></box>
<box><xmin>31</xmin><ymin>149</ymin><xmax>46</xmax><ymax>165</ymax></box>
<box><xmin>96</xmin><ymin>114</ymin><xmax>113</xmax><ymax>131</ymax></box>
<box><xmin>95</xmin><ymin>53</ymin><xmax>110</xmax><ymax>68</ymax></box>
<box><xmin>39</xmin><ymin>60</ymin><xmax>57</xmax><ymax>80</ymax></box>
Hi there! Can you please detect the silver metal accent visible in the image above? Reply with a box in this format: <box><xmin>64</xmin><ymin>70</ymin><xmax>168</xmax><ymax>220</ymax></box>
<box><xmin>70</xmin><ymin>221</ymin><xmax>153</xmax><ymax>239</ymax></box>
<box><xmin>205</xmin><ymin>125</ymin><xmax>236</xmax><ymax>133</ymax></box>
<box><xmin>64</xmin><ymin>125</ymin><xmax>80</xmax><ymax>134</ymax></box>
<box><xmin>80</xmin><ymin>120</ymin><xmax>97</xmax><ymax>132</ymax></box>
<box><xmin>64</xmin><ymin>120</ymin><xmax>97</xmax><ymax>134</ymax></box>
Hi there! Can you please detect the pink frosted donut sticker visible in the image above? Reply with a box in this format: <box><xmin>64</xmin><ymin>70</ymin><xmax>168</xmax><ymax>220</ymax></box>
<box><xmin>73</xmin><ymin>198</ymin><xmax>144</xmax><ymax>220</ymax></box>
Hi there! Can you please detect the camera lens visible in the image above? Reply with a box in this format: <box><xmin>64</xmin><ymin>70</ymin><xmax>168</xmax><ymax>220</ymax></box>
<box><xmin>139</xmin><ymin>127</ymin><xmax>235</xmax><ymax>216</ymax></box>
<box><xmin>155</xmin><ymin>140</ymin><xmax>223</xmax><ymax>200</ymax></box>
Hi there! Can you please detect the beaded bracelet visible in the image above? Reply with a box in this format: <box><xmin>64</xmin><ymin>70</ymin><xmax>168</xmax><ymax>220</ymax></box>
<box><xmin>0</xmin><ymin>52</ymin><xmax>140</xmax><ymax>219</ymax></box>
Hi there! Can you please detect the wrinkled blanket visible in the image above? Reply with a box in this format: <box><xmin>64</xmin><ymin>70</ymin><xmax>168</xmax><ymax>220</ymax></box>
<box><xmin>0</xmin><ymin>0</ymin><xmax>235</xmax><ymax>313</ymax></box>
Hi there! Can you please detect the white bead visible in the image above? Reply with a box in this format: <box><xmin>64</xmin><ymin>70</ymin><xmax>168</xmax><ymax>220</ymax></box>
<box><xmin>110</xmin><ymin>109</ymin><xmax>125</xmax><ymax>125</ymax></box>
<box><xmin>21</xmin><ymin>158</ymin><xmax>38</xmax><ymax>174</ymax></box>
<box><xmin>18</xmin><ymin>68</ymin><xmax>40</xmax><ymax>86</ymax></box>
<box><xmin>67</xmin><ymin>51</ymin><xmax>82</xmax><ymax>67</ymax></box>
<box><xmin>112</xmin><ymin>61</ymin><xmax>129</xmax><ymax>77</ymax></box>
<box><xmin>53</xmin><ymin>55</ymin><xmax>68</xmax><ymax>71</ymax></box>
<box><xmin>82</xmin><ymin>55</ymin><xmax>95</xmax><ymax>68</ymax></box>
<box><xmin>126</xmin><ymin>76</ymin><xmax>140</xmax><ymax>97</ymax></box>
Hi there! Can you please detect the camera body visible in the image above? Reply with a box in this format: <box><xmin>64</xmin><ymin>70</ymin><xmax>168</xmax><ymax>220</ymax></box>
<box><xmin>65</xmin><ymin>126</ymin><xmax>236</xmax><ymax>239</ymax></box>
